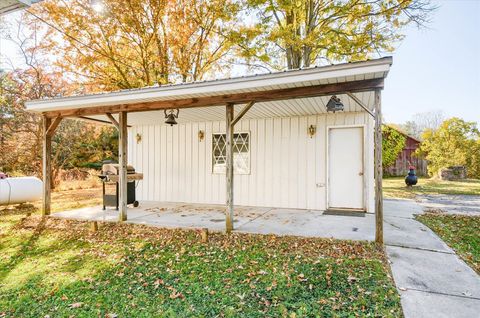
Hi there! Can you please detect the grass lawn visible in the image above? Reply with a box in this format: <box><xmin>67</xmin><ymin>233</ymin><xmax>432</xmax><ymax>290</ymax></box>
<box><xmin>0</xmin><ymin>190</ymin><xmax>402</xmax><ymax>317</ymax></box>
<box><xmin>417</xmin><ymin>214</ymin><xmax>480</xmax><ymax>273</ymax></box>
<box><xmin>383</xmin><ymin>177</ymin><xmax>480</xmax><ymax>199</ymax></box>
<box><xmin>39</xmin><ymin>187</ymin><xmax>103</xmax><ymax>213</ymax></box>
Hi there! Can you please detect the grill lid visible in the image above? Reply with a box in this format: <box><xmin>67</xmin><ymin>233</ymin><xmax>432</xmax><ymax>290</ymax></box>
<box><xmin>102</xmin><ymin>164</ymin><xmax>135</xmax><ymax>175</ymax></box>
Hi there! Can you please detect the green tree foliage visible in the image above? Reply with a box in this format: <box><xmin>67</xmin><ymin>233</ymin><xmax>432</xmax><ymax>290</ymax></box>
<box><xmin>51</xmin><ymin>122</ymin><xmax>118</xmax><ymax>182</ymax></box>
<box><xmin>382</xmin><ymin>125</ymin><xmax>406</xmax><ymax>169</ymax></box>
<box><xmin>419</xmin><ymin>118</ymin><xmax>480</xmax><ymax>178</ymax></box>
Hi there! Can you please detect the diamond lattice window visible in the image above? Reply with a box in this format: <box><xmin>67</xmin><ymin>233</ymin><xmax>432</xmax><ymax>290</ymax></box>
<box><xmin>212</xmin><ymin>133</ymin><xmax>250</xmax><ymax>174</ymax></box>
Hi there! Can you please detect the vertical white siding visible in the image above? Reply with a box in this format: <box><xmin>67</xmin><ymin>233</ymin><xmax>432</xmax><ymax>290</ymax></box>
<box><xmin>128</xmin><ymin>112</ymin><xmax>374</xmax><ymax>212</ymax></box>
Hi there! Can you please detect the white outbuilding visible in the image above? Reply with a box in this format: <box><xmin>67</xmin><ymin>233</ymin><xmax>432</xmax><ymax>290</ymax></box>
<box><xmin>26</xmin><ymin>57</ymin><xmax>391</xmax><ymax>243</ymax></box>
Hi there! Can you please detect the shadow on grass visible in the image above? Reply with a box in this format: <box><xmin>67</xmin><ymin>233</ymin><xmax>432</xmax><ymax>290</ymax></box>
<box><xmin>0</xmin><ymin>211</ymin><xmax>98</xmax><ymax>288</ymax></box>
<box><xmin>0</xmin><ymin>216</ymin><xmax>48</xmax><ymax>284</ymax></box>
<box><xmin>0</xmin><ymin>204</ymin><xmax>37</xmax><ymax>218</ymax></box>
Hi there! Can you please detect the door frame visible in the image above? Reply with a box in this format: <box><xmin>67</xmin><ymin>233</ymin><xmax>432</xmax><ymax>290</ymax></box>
<box><xmin>326</xmin><ymin>124</ymin><xmax>366</xmax><ymax>211</ymax></box>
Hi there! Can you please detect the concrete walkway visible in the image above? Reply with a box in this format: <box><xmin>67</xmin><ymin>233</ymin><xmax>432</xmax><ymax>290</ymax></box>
<box><xmin>384</xmin><ymin>199</ymin><xmax>480</xmax><ymax>318</ymax></box>
<box><xmin>417</xmin><ymin>194</ymin><xmax>480</xmax><ymax>216</ymax></box>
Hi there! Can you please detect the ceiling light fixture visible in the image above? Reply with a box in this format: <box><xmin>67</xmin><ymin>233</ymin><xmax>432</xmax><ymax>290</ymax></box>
<box><xmin>326</xmin><ymin>95</ymin><xmax>344</xmax><ymax>113</ymax></box>
<box><xmin>164</xmin><ymin>109</ymin><xmax>179</xmax><ymax>126</ymax></box>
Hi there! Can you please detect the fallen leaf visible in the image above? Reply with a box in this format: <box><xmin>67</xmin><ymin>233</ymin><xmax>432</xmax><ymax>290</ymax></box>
<box><xmin>169</xmin><ymin>291</ymin><xmax>184</xmax><ymax>299</ymax></box>
<box><xmin>347</xmin><ymin>275</ymin><xmax>357</xmax><ymax>283</ymax></box>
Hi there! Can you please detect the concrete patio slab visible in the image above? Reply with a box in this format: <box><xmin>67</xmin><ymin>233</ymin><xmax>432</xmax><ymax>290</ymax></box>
<box><xmin>54</xmin><ymin>205</ymin><xmax>158</xmax><ymax>222</ymax></box>
<box><xmin>387</xmin><ymin>245</ymin><xmax>480</xmax><ymax>299</ymax></box>
<box><xmin>399</xmin><ymin>289</ymin><xmax>480</xmax><ymax>318</ymax></box>
<box><xmin>130</xmin><ymin>202</ymin><xmax>272</xmax><ymax>231</ymax></box>
<box><xmin>237</xmin><ymin>208</ymin><xmax>375</xmax><ymax>241</ymax></box>
<box><xmin>54</xmin><ymin>201</ymin><xmax>272</xmax><ymax>232</ymax></box>
<box><xmin>52</xmin><ymin>202</ymin><xmax>375</xmax><ymax>241</ymax></box>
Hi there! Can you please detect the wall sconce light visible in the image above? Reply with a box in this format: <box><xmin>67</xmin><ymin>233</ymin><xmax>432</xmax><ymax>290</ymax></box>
<box><xmin>308</xmin><ymin>125</ymin><xmax>316</xmax><ymax>138</ymax></box>
<box><xmin>198</xmin><ymin>130</ymin><xmax>205</xmax><ymax>142</ymax></box>
<box><xmin>136</xmin><ymin>133</ymin><xmax>142</xmax><ymax>144</ymax></box>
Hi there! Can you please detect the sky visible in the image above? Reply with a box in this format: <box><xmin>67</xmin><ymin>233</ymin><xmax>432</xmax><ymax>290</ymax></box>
<box><xmin>0</xmin><ymin>0</ymin><xmax>479</xmax><ymax>125</ymax></box>
<box><xmin>382</xmin><ymin>0</ymin><xmax>480</xmax><ymax>124</ymax></box>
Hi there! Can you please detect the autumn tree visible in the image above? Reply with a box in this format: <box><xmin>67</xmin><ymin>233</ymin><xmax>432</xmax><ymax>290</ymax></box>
<box><xmin>418</xmin><ymin>118</ymin><xmax>480</xmax><ymax>178</ymax></box>
<box><xmin>0</xmin><ymin>19</ymin><xmax>118</xmax><ymax>184</ymax></box>
<box><xmin>0</xmin><ymin>65</ymin><xmax>119</xmax><ymax>182</ymax></box>
<box><xmin>27</xmin><ymin>0</ymin><xmax>437</xmax><ymax>81</ymax></box>
<box><xmin>29</xmin><ymin>0</ymin><xmax>241</xmax><ymax>91</ymax></box>
<box><xmin>168</xmin><ymin>0</ymin><xmax>240</xmax><ymax>82</ymax></box>
<box><xmin>0</xmin><ymin>34</ymin><xmax>72</xmax><ymax>176</ymax></box>
<box><xmin>243</xmin><ymin>0</ymin><xmax>435</xmax><ymax>70</ymax></box>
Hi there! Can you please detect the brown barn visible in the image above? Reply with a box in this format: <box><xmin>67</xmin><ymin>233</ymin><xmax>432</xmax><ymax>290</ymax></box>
<box><xmin>384</xmin><ymin>126</ymin><xmax>427</xmax><ymax>176</ymax></box>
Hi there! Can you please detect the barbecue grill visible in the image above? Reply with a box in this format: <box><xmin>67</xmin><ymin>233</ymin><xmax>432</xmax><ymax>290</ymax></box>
<box><xmin>99</xmin><ymin>163</ymin><xmax>143</xmax><ymax>210</ymax></box>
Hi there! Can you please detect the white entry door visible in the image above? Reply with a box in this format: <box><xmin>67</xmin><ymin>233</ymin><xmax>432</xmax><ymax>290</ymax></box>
<box><xmin>328</xmin><ymin>127</ymin><xmax>364</xmax><ymax>210</ymax></box>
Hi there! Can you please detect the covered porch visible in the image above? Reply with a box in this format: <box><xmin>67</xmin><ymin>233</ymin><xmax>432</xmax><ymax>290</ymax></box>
<box><xmin>53</xmin><ymin>201</ymin><xmax>375</xmax><ymax>241</ymax></box>
<box><xmin>26</xmin><ymin>57</ymin><xmax>391</xmax><ymax>243</ymax></box>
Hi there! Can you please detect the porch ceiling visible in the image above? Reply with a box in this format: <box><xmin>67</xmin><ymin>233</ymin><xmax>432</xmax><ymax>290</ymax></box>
<box><xmin>82</xmin><ymin>91</ymin><xmax>375</xmax><ymax>126</ymax></box>
<box><xmin>25</xmin><ymin>57</ymin><xmax>392</xmax><ymax>121</ymax></box>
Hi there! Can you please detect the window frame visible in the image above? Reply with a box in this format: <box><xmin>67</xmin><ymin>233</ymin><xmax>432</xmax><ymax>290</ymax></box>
<box><xmin>212</xmin><ymin>131</ymin><xmax>251</xmax><ymax>175</ymax></box>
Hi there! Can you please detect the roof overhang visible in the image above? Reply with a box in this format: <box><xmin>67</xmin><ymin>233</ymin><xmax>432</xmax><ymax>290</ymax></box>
<box><xmin>0</xmin><ymin>0</ymin><xmax>40</xmax><ymax>15</ymax></box>
<box><xmin>26</xmin><ymin>57</ymin><xmax>392</xmax><ymax>124</ymax></box>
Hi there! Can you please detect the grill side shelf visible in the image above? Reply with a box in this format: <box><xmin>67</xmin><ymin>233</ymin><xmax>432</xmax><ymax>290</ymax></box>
<box><xmin>103</xmin><ymin>173</ymin><xmax>144</xmax><ymax>183</ymax></box>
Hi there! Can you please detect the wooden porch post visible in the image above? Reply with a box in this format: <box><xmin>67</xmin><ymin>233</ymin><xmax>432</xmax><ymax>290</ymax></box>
<box><xmin>118</xmin><ymin>111</ymin><xmax>128</xmax><ymax>221</ymax></box>
<box><xmin>42</xmin><ymin>115</ymin><xmax>62</xmax><ymax>216</ymax></box>
<box><xmin>374</xmin><ymin>89</ymin><xmax>383</xmax><ymax>244</ymax></box>
<box><xmin>225</xmin><ymin>103</ymin><xmax>234</xmax><ymax>233</ymax></box>
<box><xmin>42</xmin><ymin>116</ymin><xmax>52</xmax><ymax>216</ymax></box>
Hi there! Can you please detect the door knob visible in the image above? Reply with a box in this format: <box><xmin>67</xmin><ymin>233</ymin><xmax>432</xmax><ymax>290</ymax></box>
<box><xmin>358</xmin><ymin>172</ymin><xmax>364</xmax><ymax>176</ymax></box>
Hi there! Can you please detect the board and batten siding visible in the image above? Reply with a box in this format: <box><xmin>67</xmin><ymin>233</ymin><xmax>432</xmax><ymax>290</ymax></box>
<box><xmin>128</xmin><ymin>112</ymin><xmax>375</xmax><ymax>212</ymax></box>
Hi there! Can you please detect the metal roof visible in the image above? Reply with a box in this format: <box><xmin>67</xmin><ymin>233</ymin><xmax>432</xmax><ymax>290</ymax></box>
<box><xmin>0</xmin><ymin>0</ymin><xmax>41</xmax><ymax>15</ymax></box>
<box><xmin>26</xmin><ymin>57</ymin><xmax>392</xmax><ymax>125</ymax></box>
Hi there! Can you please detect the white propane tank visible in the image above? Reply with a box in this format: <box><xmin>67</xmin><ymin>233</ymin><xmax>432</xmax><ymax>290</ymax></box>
<box><xmin>0</xmin><ymin>177</ymin><xmax>43</xmax><ymax>206</ymax></box>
